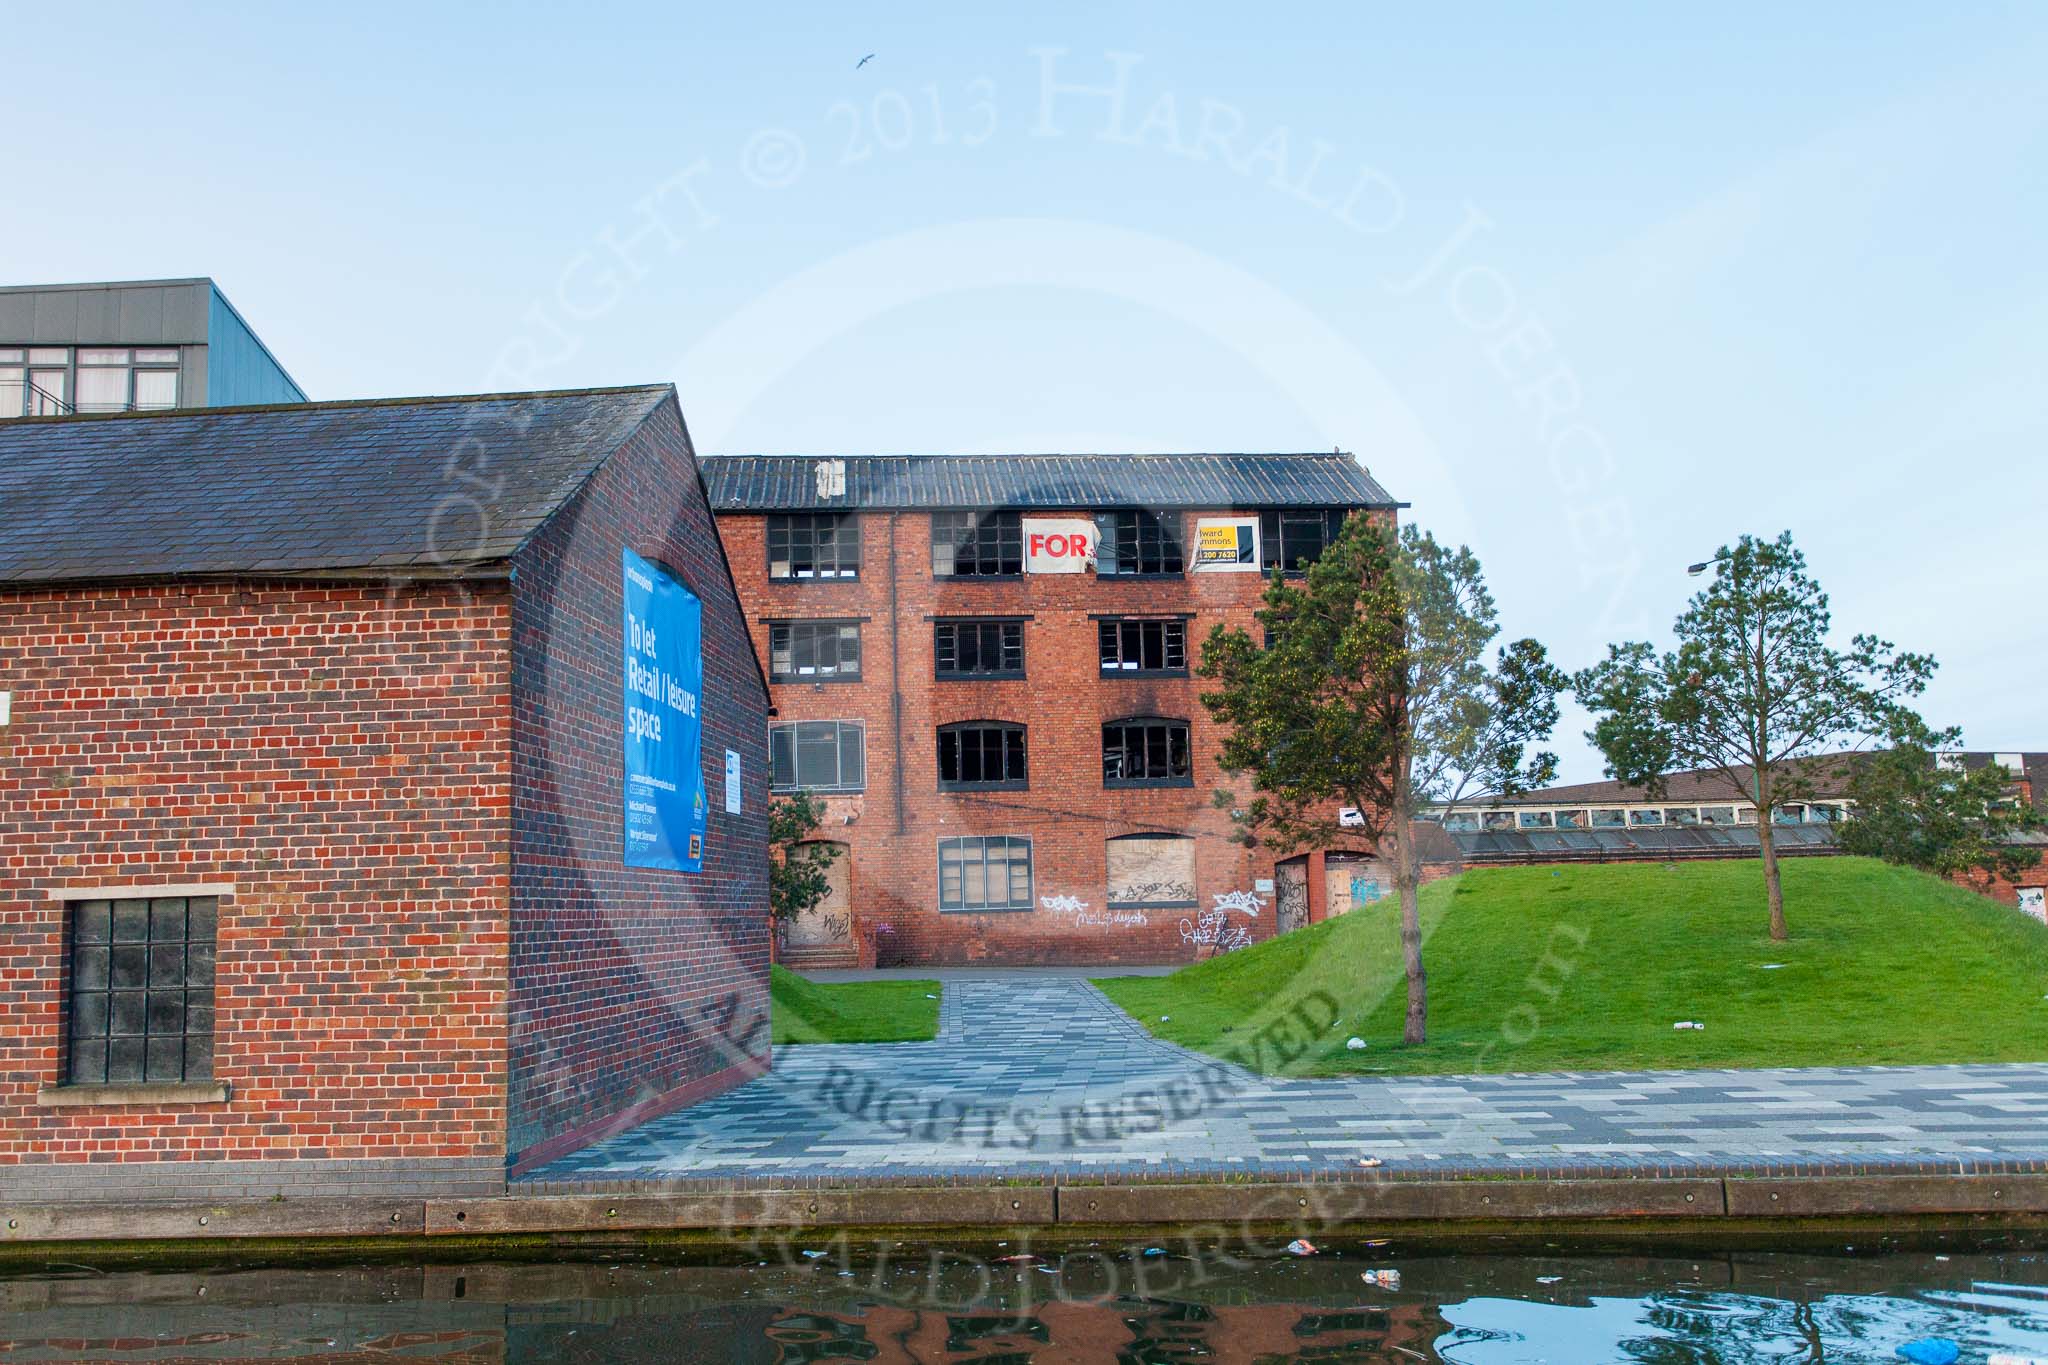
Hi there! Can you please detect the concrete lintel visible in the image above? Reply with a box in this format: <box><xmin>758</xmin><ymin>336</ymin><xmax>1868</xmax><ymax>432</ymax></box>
<box><xmin>425</xmin><ymin>1186</ymin><xmax>1058</xmax><ymax>1235</ymax></box>
<box><xmin>36</xmin><ymin>1082</ymin><xmax>231</xmax><ymax>1108</ymax></box>
<box><xmin>0</xmin><ymin>1199</ymin><xmax>424</xmax><ymax>1242</ymax></box>
<box><xmin>1727</xmin><ymin>1173</ymin><xmax>2048</xmax><ymax>1217</ymax></box>
<box><xmin>1061</xmin><ymin>1178</ymin><xmax>1727</xmax><ymax>1225</ymax></box>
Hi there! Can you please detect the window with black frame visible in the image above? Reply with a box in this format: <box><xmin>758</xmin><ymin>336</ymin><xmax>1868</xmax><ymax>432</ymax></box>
<box><xmin>1098</xmin><ymin>618</ymin><xmax>1187</xmax><ymax>675</ymax></box>
<box><xmin>930</xmin><ymin>511</ymin><xmax>1023</xmax><ymax>577</ymax></box>
<box><xmin>937</xmin><ymin>722</ymin><xmax>1028</xmax><ymax>790</ymax></box>
<box><xmin>1093</xmin><ymin>509</ymin><xmax>1184</xmax><ymax>575</ymax></box>
<box><xmin>769</xmin><ymin>620</ymin><xmax>862</xmax><ymax>681</ymax></box>
<box><xmin>766</xmin><ymin>513</ymin><xmax>860</xmax><ymax>580</ymax></box>
<box><xmin>1259</xmin><ymin>508</ymin><xmax>1350</xmax><ymax>573</ymax></box>
<box><xmin>1102</xmin><ymin>717</ymin><xmax>1194</xmax><ymax>787</ymax></box>
<box><xmin>934</xmin><ymin>619</ymin><xmax>1025</xmax><ymax>679</ymax></box>
<box><xmin>67</xmin><ymin>896</ymin><xmax>216</xmax><ymax>1084</ymax></box>
<box><xmin>938</xmin><ymin>835</ymin><xmax>1034</xmax><ymax>911</ymax></box>
<box><xmin>770</xmin><ymin>720</ymin><xmax>865</xmax><ymax>792</ymax></box>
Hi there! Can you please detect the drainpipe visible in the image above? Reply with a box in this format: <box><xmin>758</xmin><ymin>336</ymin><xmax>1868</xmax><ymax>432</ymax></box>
<box><xmin>889</xmin><ymin>511</ymin><xmax>907</xmax><ymax>836</ymax></box>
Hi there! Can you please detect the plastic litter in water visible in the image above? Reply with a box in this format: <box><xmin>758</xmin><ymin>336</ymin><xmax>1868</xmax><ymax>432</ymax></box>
<box><xmin>1361</xmin><ymin>1269</ymin><xmax>1401</xmax><ymax>1289</ymax></box>
<box><xmin>1537</xmin><ymin>1275</ymin><xmax>1562</xmax><ymax>1284</ymax></box>
<box><xmin>1895</xmin><ymin>1340</ymin><xmax>1960</xmax><ymax>1365</ymax></box>
<box><xmin>1358</xmin><ymin>1157</ymin><xmax>1383</xmax><ymax>1168</ymax></box>
<box><xmin>1285</xmin><ymin>1239</ymin><xmax>1317</xmax><ymax>1257</ymax></box>
<box><xmin>800</xmin><ymin>1250</ymin><xmax>827</xmax><ymax>1260</ymax></box>
<box><xmin>1142</xmin><ymin>1247</ymin><xmax>1166</xmax><ymax>1257</ymax></box>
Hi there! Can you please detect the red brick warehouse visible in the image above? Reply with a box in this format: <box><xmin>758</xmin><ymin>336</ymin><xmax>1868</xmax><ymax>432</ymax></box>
<box><xmin>705</xmin><ymin>452</ymin><xmax>1403</xmax><ymax>968</ymax></box>
<box><xmin>0</xmin><ymin>385</ymin><xmax>771</xmax><ymax>1202</ymax></box>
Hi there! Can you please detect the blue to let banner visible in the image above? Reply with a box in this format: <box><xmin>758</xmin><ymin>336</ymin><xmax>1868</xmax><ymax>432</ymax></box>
<box><xmin>621</xmin><ymin>548</ymin><xmax>707</xmax><ymax>871</ymax></box>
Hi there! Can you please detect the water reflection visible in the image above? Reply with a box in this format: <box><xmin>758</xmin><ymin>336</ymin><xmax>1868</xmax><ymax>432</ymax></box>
<box><xmin>1</xmin><ymin>1246</ymin><xmax>2044</xmax><ymax>1362</ymax></box>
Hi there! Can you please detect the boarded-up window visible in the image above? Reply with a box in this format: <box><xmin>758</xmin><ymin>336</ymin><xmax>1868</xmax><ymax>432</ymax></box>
<box><xmin>1106</xmin><ymin>834</ymin><xmax>1197</xmax><ymax>907</ymax></box>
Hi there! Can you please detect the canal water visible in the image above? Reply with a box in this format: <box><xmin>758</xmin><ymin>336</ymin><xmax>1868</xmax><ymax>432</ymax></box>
<box><xmin>3</xmin><ymin>1242</ymin><xmax>2046</xmax><ymax>1362</ymax></box>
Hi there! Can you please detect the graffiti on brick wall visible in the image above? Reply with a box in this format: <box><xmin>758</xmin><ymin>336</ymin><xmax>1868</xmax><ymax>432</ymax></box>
<box><xmin>1041</xmin><ymin>893</ymin><xmax>1151</xmax><ymax>930</ymax></box>
<box><xmin>1179</xmin><ymin>889</ymin><xmax>1264</xmax><ymax>953</ymax></box>
<box><xmin>1107</xmin><ymin>879</ymin><xmax>1197</xmax><ymax>907</ymax></box>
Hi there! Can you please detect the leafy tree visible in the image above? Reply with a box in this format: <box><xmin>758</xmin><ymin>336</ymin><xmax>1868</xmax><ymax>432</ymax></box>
<box><xmin>1837</xmin><ymin>717</ymin><xmax>2044</xmax><ymax>882</ymax></box>
<box><xmin>1573</xmin><ymin>530</ymin><xmax>1935</xmax><ymax>940</ymax></box>
<box><xmin>1198</xmin><ymin>516</ymin><xmax>1565</xmax><ymax>1044</ymax></box>
<box><xmin>769</xmin><ymin>790</ymin><xmax>842</xmax><ymax>925</ymax></box>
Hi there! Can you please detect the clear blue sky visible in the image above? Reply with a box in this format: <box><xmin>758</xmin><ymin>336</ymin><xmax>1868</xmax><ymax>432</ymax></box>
<box><xmin>8</xmin><ymin>3</ymin><xmax>2043</xmax><ymax>780</ymax></box>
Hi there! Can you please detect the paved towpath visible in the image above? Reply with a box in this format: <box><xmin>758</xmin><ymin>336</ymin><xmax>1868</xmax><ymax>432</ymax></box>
<box><xmin>523</xmin><ymin>971</ymin><xmax>2048</xmax><ymax>1188</ymax></box>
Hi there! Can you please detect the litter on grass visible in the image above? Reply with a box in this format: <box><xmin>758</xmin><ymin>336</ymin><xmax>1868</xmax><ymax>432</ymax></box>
<box><xmin>1673</xmin><ymin>1021</ymin><xmax>1705</xmax><ymax>1030</ymax></box>
<box><xmin>1346</xmin><ymin>1037</ymin><xmax>1368</xmax><ymax>1050</ymax></box>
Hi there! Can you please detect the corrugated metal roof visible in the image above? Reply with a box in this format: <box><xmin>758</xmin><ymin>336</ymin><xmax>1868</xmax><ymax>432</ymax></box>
<box><xmin>700</xmin><ymin>453</ymin><xmax>1399</xmax><ymax>511</ymax></box>
<box><xmin>0</xmin><ymin>386</ymin><xmax>673</xmax><ymax>585</ymax></box>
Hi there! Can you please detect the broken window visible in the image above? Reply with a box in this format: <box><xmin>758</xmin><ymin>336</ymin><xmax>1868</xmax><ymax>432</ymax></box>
<box><xmin>1094</xmin><ymin>510</ymin><xmax>1185</xmax><ymax>575</ymax></box>
<box><xmin>1102</xmin><ymin>718</ymin><xmax>1193</xmax><ymax>787</ymax></box>
<box><xmin>937</xmin><ymin>722</ymin><xmax>1028</xmax><ymax>791</ymax></box>
<box><xmin>1259</xmin><ymin>508</ymin><xmax>1349</xmax><ymax>573</ymax></box>
<box><xmin>934</xmin><ymin>619</ymin><xmax>1025</xmax><ymax>678</ymax></box>
<box><xmin>1098</xmin><ymin>618</ymin><xmax>1187</xmax><ymax>674</ymax></box>
<box><xmin>931</xmin><ymin>511</ymin><xmax>1023</xmax><ymax>577</ymax></box>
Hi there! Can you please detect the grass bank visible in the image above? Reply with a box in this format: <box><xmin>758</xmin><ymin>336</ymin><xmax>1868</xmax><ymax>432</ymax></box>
<box><xmin>1095</xmin><ymin>858</ymin><xmax>2048</xmax><ymax>1076</ymax></box>
<box><xmin>770</xmin><ymin>965</ymin><xmax>942</xmax><ymax>1044</ymax></box>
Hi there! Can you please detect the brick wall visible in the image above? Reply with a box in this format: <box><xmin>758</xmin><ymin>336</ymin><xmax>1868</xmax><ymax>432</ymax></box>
<box><xmin>719</xmin><ymin>507</ymin><xmax>1394</xmax><ymax>966</ymax></box>
<box><xmin>506</xmin><ymin>398</ymin><xmax>773</xmax><ymax>1170</ymax></box>
<box><xmin>0</xmin><ymin>581</ymin><xmax>511</xmax><ymax>1177</ymax></box>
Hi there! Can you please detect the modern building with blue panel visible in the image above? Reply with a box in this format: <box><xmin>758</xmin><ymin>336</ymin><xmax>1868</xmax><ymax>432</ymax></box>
<box><xmin>0</xmin><ymin>278</ymin><xmax>304</xmax><ymax>417</ymax></box>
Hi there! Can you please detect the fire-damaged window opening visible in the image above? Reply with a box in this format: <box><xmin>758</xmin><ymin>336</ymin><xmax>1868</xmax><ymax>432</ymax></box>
<box><xmin>1106</xmin><ymin>833</ymin><xmax>1199</xmax><ymax>908</ymax></box>
<box><xmin>770</xmin><ymin>720</ymin><xmax>866</xmax><ymax>792</ymax></box>
<box><xmin>937</xmin><ymin>721</ymin><xmax>1028</xmax><ymax>791</ymax></box>
<box><xmin>935</xmin><ymin>619</ymin><xmax>1025</xmax><ymax>679</ymax></box>
<box><xmin>1260</xmin><ymin>507</ymin><xmax>1350</xmax><ymax>574</ymax></box>
<box><xmin>769</xmin><ymin>620</ymin><xmax>862</xmax><ymax>682</ymax></box>
<box><xmin>766</xmin><ymin>512</ymin><xmax>860</xmax><ymax>580</ymax></box>
<box><xmin>938</xmin><ymin>835</ymin><xmax>1034</xmax><ymax>912</ymax></box>
<box><xmin>66</xmin><ymin>896</ymin><xmax>216</xmax><ymax>1085</ymax></box>
<box><xmin>931</xmin><ymin>511</ymin><xmax>1023</xmax><ymax>577</ymax></box>
<box><xmin>1099</xmin><ymin>618</ymin><xmax>1187</xmax><ymax>675</ymax></box>
<box><xmin>1094</xmin><ymin>509</ymin><xmax>1185</xmax><ymax>576</ymax></box>
<box><xmin>1102</xmin><ymin>717</ymin><xmax>1194</xmax><ymax>788</ymax></box>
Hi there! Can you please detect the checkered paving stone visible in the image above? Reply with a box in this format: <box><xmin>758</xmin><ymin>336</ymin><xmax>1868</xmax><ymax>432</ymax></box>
<box><xmin>522</xmin><ymin>974</ymin><xmax>2048</xmax><ymax>1185</ymax></box>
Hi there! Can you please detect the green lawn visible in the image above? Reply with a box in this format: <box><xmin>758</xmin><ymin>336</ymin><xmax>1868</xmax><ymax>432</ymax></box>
<box><xmin>770</xmin><ymin>965</ymin><xmax>942</xmax><ymax>1044</ymax></box>
<box><xmin>1094</xmin><ymin>858</ymin><xmax>2048</xmax><ymax>1077</ymax></box>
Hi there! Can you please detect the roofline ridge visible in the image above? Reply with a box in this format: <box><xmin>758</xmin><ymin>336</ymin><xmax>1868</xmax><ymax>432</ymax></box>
<box><xmin>700</xmin><ymin>450</ymin><xmax>1359</xmax><ymax>460</ymax></box>
<box><xmin>0</xmin><ymin>383</ymin><xmax>676</xmax><ymax>427</ymax></box>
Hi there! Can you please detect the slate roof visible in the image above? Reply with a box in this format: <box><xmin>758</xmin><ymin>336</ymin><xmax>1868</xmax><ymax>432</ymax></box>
<box><xmin>0</xmin><ymin>386</ymin><xmax>672</xmax><ymax>585</ymax></box>
<box><xmin>699</xmin><ymin>452</ymin><xmax>1400</xmax><ymax>512</ymax></box>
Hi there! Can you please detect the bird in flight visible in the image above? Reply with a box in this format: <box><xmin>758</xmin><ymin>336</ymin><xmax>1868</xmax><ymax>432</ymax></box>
<box><xmin>856</xmin><ymin>53</ymin><xmax>875</xmax><ymax>68</ymax></box>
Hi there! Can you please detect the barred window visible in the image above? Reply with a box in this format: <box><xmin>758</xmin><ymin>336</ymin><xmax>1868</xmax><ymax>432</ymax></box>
<box><xmin>938</xmin><ymin>722</ymin><xmax>1028</xmax><ymax>790</ymax></box>
<box><xmin>938</xmin><ymin>835</ymin><xmax>1034</xmax><ymax>911</ymax></box>
<box><xmin>767</xmin><ymin>513</ymin><xmax>860</xmax><ymax>580</ymax></box>
<box><xmin>1259</xmin><ymin>508</ymin><xmax>1350</xmax><ymax>573</ymax></box>
<box><xmin>931</xmin><ymin>511</ymin><xmax>1023</xmax><ymax>577</ymax></box>
<box><xmin>1102</xmin><ymin>718</ymin><xmax>1194</xmax><ymax>788</ymax></box>
<box><xmin>934</xmin><ymin>619</ymin><xmax>1025</xmax><ymax>678</ymax></box>
<box><xmin>769</xmin><ymin>621</ymin><xmax>862</xmax><ymax>682</ymax></box>
<box><xmin>67</xmin><ymin>896</ymin><xmax>216</xmax><ymax>1084</ymax></box>
<box><xmin>1094</xmin><ymin>510</ymin><xmax>1184</xmax><ymax>575</ymax></box>
<box><xmin>770</xmin><ymin>720</ymin><xmax>865</xmax><ymax>792</ymax></box>
<box><xmin>1098</xmin><ymin>618</ymin><xmax>1187</xmax><ymax>675</ymax></box>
